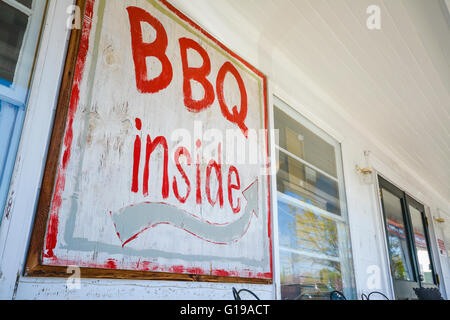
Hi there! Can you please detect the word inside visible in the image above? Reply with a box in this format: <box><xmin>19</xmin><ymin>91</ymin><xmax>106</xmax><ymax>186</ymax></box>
<box><xmin>132</xmin><ymin>118</ymin><xmax>242</xmax><ymax>214</ymax></box>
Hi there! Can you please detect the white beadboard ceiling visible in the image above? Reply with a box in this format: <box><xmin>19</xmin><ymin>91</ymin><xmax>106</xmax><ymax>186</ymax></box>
<box><xmin>169</xmin><ymin>0</ymin><xmax>450</xmax><ymax>204</ymax></box>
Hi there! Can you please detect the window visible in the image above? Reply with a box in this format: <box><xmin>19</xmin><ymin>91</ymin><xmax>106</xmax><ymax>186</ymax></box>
<box><xmin>0</xmin><ymin>0</ymin><xmax>46</xmax><ymax>221</ymax></box>
<box><xmin>274</xmin><ymin>97</ymin><xmax>356</xmax><ymax>300</ymax></box>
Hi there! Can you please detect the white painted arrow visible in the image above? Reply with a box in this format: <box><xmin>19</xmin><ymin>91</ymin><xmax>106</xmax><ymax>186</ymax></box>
<box><xmin>111</xmin><ymin>179</ymin><xmax>259</xmax><ymax>246</ymax></box>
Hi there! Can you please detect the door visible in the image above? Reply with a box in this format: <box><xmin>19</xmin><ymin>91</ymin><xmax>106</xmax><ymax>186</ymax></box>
<box><xmin>379</xmin><ymin>177</ymin><xmax>438</xmax><ymax>299</ymax></box>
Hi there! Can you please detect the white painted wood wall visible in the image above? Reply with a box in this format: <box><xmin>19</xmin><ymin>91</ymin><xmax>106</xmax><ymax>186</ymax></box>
<box><xmin>0</xmin><ymin>0</ymin><xmax>448</xmax><ymax>299</ymax></box>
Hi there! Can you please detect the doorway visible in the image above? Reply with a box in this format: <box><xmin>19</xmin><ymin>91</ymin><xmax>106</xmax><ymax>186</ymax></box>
<box><xmin>378</xmin><ymin>176</ymin><xmax>438</xmax><ymax>299</ymax></box>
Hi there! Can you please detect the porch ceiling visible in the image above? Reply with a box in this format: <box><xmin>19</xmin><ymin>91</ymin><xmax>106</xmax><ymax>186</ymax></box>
<box><xmin>170</xmin><ymin>0</ymin><xmax>450</xmax><ymax>204</ymax></box>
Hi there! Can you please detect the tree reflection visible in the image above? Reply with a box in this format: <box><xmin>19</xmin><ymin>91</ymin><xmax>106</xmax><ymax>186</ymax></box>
<box><xmin>286</xmin><ymin>203</ymin><xmax>339</xmax><ymax>257</ymax></box>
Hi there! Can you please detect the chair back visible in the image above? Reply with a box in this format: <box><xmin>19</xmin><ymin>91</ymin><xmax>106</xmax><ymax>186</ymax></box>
<box><xmin>413</xmin><ymin>287</ymin><xmax>444</xmax><ymax>300</ymax></box>
<box><xmin>232</xmin><ymin>287</ymin><xmax>261</xmax><ymax>300</ymax></box>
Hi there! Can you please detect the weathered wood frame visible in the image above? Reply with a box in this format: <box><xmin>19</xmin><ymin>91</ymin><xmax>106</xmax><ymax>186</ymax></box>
<box><xmin>25</xmin><ymin>0</ymin><xmax>273</xmax><ymax>285</ymax></box>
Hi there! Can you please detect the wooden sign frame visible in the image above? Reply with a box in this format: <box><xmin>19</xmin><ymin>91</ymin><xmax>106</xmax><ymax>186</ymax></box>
<box><xmin>25</xmin><ymin>0</ymin><xmax>272</xmax><ymax>284</ymax></box>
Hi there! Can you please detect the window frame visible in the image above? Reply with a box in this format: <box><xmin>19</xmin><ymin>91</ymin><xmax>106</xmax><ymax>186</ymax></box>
<box><xmin>270</xmin><ymin>95</ymin><xmax>356</xmax><ymax>300</ymax></box>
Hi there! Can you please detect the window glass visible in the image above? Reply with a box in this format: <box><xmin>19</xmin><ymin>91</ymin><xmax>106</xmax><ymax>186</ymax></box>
<box><xmin>17</xmin><ymin>0</ymin><xmax>32</xmax><ymax>8</ymax></box>
<box><xmin>0</xmin><ymin>2</ymin><xmax>28</xmax><ymax>84</ymax></box>
<box><xmin>382</xmin><ymin>188</ymin><xmax>415</xmax><ymax>281</ymax></box>
<box><xmin>274</xmin><ymin>98</ymin><xmax>355</xmax><ymax>300</ymax></box>
<box><xmin>277</xmin><ymin>151</ymin><xmax>341</xmax><ymax>215</ymax></box>
<box><xmin>280</xmin><ymin>251</ymin><xmax>342</xmax><ymax>300</ymax></box>
<box><xmin>409</xmin><ymin>205</ymin><xmax>434</xmax><ymax>284</ymax></box>
<box><xmin>278</xmin><ymin>201</ymin><xmax>339</xmax><ymax>257</ymax></box>
<box><xmin>274</xmin><ymin>107</ymin><xmax>337</xmax><ymax>178</ymax></box>
<box><xmin>0</xmin><ymin>0</ymin><xmax>46</xmax><ymax>221</ymax></box>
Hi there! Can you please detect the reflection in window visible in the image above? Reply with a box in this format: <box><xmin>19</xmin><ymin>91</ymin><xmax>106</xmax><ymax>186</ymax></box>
<box><xmin>0</xmin><ymin>1</ymin><xmax>28</xmax><ymax>84</ymax></box>
<box><xmin>409</xmin><ymin>205</ymin><xmax>434</xmax><ymax>284</ymax></box>
<box><xmin>280</xmin><ymin>251</ymin><xmax>342</xmax><ymax>300</ymax></box>
<box><xmin>277</xmin><ymin>152</ymin><xmax>341</xmax><ymax>215</ymax></box>
<box><xmin>278</xmin><ymin>201</ymin><xmax>339</xmax><ymax>257</ymax></box>
<box><xmin>274</xmin><ymin>99</ymin><xmax>355</xmax><ymax>300</ymax></box>
<box><xmin>274</xmin><ymin>106</ymin><xmax>337</xmax><ymax>178</ymax></box>
<box><xmin>382</xmin><ymin>189</ymin><xmax>415</xmax><ymax>281</ymax></box>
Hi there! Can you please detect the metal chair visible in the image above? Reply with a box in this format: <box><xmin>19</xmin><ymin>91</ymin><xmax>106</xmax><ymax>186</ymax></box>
<box><xmin>413</xmin><ymin>287</ymin><xmax>444</xmax><ymax>300</ymax></box>
<box><xmin>361</xmin><ymin>291</ymin><xmax>390</xmax><ymax>300</ymax></box>
<box><xmin>330</xmin><ymin>290</ymin><xmax>390</xmax><ymax>300</ymax></box>
<box><xmin>330</xmin><ymin>290</ymin><xmax>347</xmax><ymax>300</ymax></box>
<box><xmin>232</xmin><ymin>287</ymin><xmax>261</xmax><ymax>300</ymax></box>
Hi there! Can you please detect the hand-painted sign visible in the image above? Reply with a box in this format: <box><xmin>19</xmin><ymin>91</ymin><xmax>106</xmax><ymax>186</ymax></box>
<box><xmin>38</xmin><ymin>0</ymin><xmax>272</xmax><ymax>281</ymax></box>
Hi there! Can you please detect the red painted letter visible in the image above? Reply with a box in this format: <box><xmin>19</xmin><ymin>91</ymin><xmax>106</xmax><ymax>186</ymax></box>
<box><xmin>127</xmin><ymin>6</ymin><xmax>173</xmax><ymax>93</ymax></box>
<box><xmin>143</xmin><ymin>135</ymin><xmax>169</xmax><ymax>199</ymax></box>
<box><xmin>173</xmin><ymin>147</ymin><xmax>192</xmax><ymax>203</ymax></box>
<box><xmin>216</xmin><ymin>61</ymin><xmax>248</xmax><ymax>137</ymax></box>
<box><xmin>179</xmin><ymin>38</ymin><xmax>215</xmax><ymax>112</ymax></box>
<box><xmin>228</xmin><ymin>166</ymin><xmax>241</xmax><ymax>214</ymax></box>
<box><xmin>205</xmin><ymin>143</ymin><xmax>223</xmax><ymax>208</ymax></box>
<box><xmin>131</xmin><ymin>118</ymin><xmax>142</xmax><ymax>193</ymax></box>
